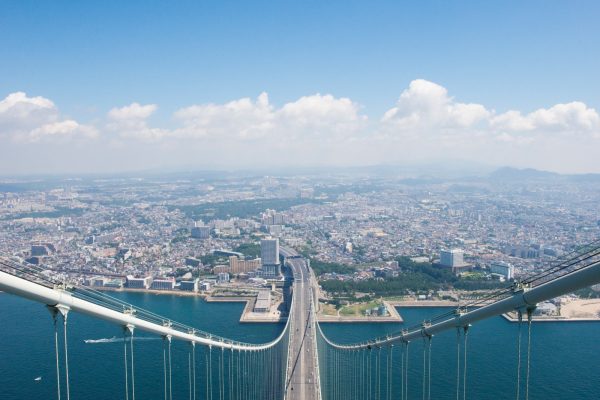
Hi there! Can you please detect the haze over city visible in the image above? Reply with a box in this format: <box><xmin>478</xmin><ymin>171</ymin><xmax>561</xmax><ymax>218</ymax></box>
<box><xmin>2</xmin><ymin>1</ymin><xmax>600</xmax><ymax>175</ymax></box>
<box><xmin>3</xmin><ymin>2</ymin><xmax>600</xmax><ymax>400</ymax></box>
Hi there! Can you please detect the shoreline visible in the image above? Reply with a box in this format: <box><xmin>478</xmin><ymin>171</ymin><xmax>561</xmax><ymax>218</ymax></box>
<box><xmin>502</xmin><ymin>310</ymin><xmax>600</xmax><ymax>323</ymax></box>
<box><xmin>9</xmin><ymin>287</ymin><xmax>600</xmax><ymax>324</ymax></box>
<box><xmin>92</xmin><ymin>287</ymin><xmax>287</xmax><ymax>323</ymax></box>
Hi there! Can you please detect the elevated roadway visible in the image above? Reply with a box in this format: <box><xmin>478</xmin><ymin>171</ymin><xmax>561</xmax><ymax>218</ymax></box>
<box><xmin>282</xmin><ymin>247</ymin><xmax>320</xmax><ymax>400</ymax></box>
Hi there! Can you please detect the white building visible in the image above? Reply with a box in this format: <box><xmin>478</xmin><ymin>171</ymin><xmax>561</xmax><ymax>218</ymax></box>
<box><xmin>254</xmin><ymin>290</ymin><xmax>271</xmax><ymax>313</ymax></box>
<box><xmin>490</xmin><ymin>261</ymin><xmax>514</xmax><ymax>280</ymax></box>
<box><xmin>440</xmin><ymin>249</ymin><xmax>464</xmax><ymax>267</ymax></box>
<box><xmin>217</xmin><ymin>272</ymin><xmax>230</xmax><ymax>283</ymax></box>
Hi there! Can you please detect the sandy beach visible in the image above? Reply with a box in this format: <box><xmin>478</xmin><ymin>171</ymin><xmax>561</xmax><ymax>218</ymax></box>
<box><xmin>560</xmin><ymin>299</ymin><xmax>600</xmax><ymax>319</ymax></box>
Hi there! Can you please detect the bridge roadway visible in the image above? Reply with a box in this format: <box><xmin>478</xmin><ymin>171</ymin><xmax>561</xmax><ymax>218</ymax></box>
<box><xmin>282</xmin><ymin>249</ymin><xmax>320</xmax><ymax>400</ymax></box>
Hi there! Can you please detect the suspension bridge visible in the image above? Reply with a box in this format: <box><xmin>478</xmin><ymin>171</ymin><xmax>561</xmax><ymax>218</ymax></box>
<box><xmin>1</xmin><ymin>240</ymin><xmax>600</xmax><ymax>400</ymax></box>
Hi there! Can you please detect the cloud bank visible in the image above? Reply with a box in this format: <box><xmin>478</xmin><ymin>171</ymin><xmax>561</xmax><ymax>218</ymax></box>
<box><xmin>1</xmin><ymin>79</ymin><xmax>599</xmax><ymax>174</ymax></box>
<box><xmin>0</xmin><ymin>92</ymin><xmax>97</xmax><ymax>142</ymax></box>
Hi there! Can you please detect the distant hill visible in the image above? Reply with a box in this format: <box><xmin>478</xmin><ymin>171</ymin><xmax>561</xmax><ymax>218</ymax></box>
<box><xmin>489</xmin><ymin>167</ymin><xmax>600</xmax><ymax>183</ymax></box>
<box><xmin>489</xmin><ymin>167</ymin><xmax>559</xmax><ymax>181</ymax></box>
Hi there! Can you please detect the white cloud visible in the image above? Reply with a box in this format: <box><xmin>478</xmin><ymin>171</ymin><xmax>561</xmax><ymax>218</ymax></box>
<box><xmin>278</xmin><ymin>94</ymin><xmax>366</xmax><ymax>140</ymax></box>
<box><xmin>108</xmin><ymin>102</ymin><xmax>158</xmax><ymax>120</ymax></box>
<box><xmin>381</xmin><ymin>79</ymin><xmax>491</xmax><ymax>132</ymax></box>
<box><xmin>107</xmin><ymin>102</ymin><xmax>167</xmax><ymax>141</ymax></box>
<box><xmin>491</xmin><ymin>102</ymin><xmax>600</xmax><ymax>133</ymax></box>
<box><xmin>3</xmin><ymin>81</ymin><xmax>600</xmax><ymax>174</ymax></box>
<box><xmin>0</xmin><ymin>92</ymin><xmax>95</xmax><ymax>142</ymax></box>
<box><xmin>28</xmin><ymin>120</ymin><xmax>97</xmax><ymax>142</ymax></box>
<box><xmin>0</xmin><ymin>91</ymin><xmax>55</xmax><ymax>114</ymax></box>
<box><xmin>173</xmin><ymin>92</ymin><xmax>275</xmax><ymax>140</ymax></box>
<box><xmin>171</xmin><ymin>92</ymin><xmax>366</xmax><ymax>142</ymax></box>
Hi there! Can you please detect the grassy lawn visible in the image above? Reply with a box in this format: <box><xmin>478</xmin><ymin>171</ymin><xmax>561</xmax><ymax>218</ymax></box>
<box><xmin>320</xmin><ymin>303</ymin><xmax>338</xmax><ymax>316</ymax></box>
<box><xmin>339</xmin><ymin>301</ymin><xmax>381</xmax><ymax>316</ymax></box>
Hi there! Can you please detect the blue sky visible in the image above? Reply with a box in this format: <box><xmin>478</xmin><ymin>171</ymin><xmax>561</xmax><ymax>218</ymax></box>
<box><xmin>1</xmin><ymin>1</ymin><xmax>600</xmax><ymax>174</ymax></box>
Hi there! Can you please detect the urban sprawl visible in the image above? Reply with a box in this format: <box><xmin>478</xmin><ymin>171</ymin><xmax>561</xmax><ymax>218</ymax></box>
<box><xmin>1</xmin><ymin>168</ymin><xmax>599</xmax><ymax>319</ymax></box>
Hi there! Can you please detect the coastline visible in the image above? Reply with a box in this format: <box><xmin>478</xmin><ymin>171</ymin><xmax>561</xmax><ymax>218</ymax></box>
<box><xmin>17</xmin><ymin>287</ymin><xmax>600</xmax><ymax>324</ymax></box>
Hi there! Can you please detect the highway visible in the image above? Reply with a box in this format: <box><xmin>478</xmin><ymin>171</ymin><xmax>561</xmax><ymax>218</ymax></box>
<box><xmin>282</xmin><ymin>248</ymin><xmax>320</xmax><ymax>400</ymax></box>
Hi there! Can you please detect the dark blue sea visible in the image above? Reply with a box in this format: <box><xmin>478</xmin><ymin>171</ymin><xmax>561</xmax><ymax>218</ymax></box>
<box><xmin>1</xmin><ymin>292</ymin><xmax>598</xmax><ymax>399</ymax></box>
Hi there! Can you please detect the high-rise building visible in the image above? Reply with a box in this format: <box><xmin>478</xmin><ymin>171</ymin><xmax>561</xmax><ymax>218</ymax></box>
<box><xmin>261</xmin><ymin>264</ymin><xmax>280</xmax><ymax>278</ymax></box>
<box><xmin>440</xmin><ymin>249</ymin><xmax>464</xmax><ymax>268</ymax></box>
<box><xmin>439</xmin><ymin>249</ymin><xmax>471</xmax><ymax>273</ymax></box>
<box><xmin>261</xmin><ymin>238</ymin><xmax>280</xmax><ymax>278</ymax></box>
<box><xmin>261</xmin><ymin>238</ymin><xmax>279</xmax><ymax>265</ymax></box>
<box><xmin>261</xmin><ymin>210</ymin><xmax>286</xmax><ymax>226</ymax></box>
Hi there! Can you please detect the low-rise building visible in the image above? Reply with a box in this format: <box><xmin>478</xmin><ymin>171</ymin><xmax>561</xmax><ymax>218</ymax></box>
<box><xmin>254</xmin><ymin>290</ymin><xmax>271</xmax><ymax>313</ymax></box>
<box><xmin>150</xmin><ymin>277</ymin><xmax>175</xmax><ymax>290</ymax></box>
<box><xmin>490</xmin><ymin>261</ymin><xmax>514</xmax><ymax>280</ymax></box>
<box><xmin>126</xmin><ymin>275</ymin><xmax>152</xmax><ymax>289</ymax></box>
<box><xmin>217</xmin><ymin>272</ymin><xmax>230</xmax><ymax>283</ymax></box>
<box><xmin>179</xmin><ymin>279</ymin><xmax>199</xmax><ymax>292</ymax></box>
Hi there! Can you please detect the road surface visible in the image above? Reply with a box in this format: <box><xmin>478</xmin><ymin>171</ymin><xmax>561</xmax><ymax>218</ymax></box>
<box><xmin>283</xmin><ymin>249</ymin><xmax>320</xmax><ymax>400</ymax></box>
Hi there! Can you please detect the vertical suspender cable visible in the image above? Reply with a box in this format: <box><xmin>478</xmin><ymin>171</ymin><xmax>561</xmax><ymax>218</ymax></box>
<box><xmin>353</xmin><ymin>350</ymin><xmax>362</xmax><ymax>398</ymax></box>
<box><xmin>123</xmin><ymin>329</ymin><xmax>129</xmax><ymax>400</ymax></box>
<box><xmin>130</xmin><ymin>327</ymin><xmax>135</xmax><ymax>400</ymax></box>
<box><xmin>427</xmin><ymin>336</ymin><xmax>432</xmax><ymax>400</ymax></box>
<box><xmin>333</xmin><ymin>348</ymin><xmax>336</xmax><ymax>400</ymax></box>
<box><xmin>163</xmin><ymin>337</ymin><xmax>168</xmax><ymax>400</ymax></box>
<box><xmin>362</xmin><ymin>349</ymin><xmax>366</xmax><ymax>400</ymax></box>
<box><xmin>220</xmin><ymin>347</ymin><xmax>224</xmax><ymax>400</ymax></box>
<box><xmin>367</xmin><ymin>348</ymin><xmax>371</xmax><ymax>399</ymax></box>
<box><xmin>378</xmin><ymin>347</ymin><xmax>381</xmax><ymax>400</ymax></box>
<box><xmin>189</xmin><ymin>350</ymin><xmax>192</xmax><ymax>400</ymax></box>
<box><xmin>264</xmin><ymin>349</ymin><xmax>267</xmax><ymax>400</ymax></box>
<box><xmin>463</xmin><ymin>326</ymin><xmax>469</xmax><ymax>400</ymax></box>
<box><xmin>405</xmin><ymin>342</ymin><xmax>410</xmax><ymax>400</ymax></box>
<box><xmin>400</xmin><ymin>343</ymin><xmax>404</xmax><ymax>400</ymax></box>
<box><xmin>229</xmin><ymin>348</ymin><xmax>233</xmax><ymax>400</ymax></box>
<box><xmin>168</xmin><ymin>336</ymin><xmax>173</xmax><ymax>400</ymax></box>
<box><xmin>242</xmin><ymin>350</ymin><xmax>246</xmax><ymax>400</ymax></box>
<box><xmin>525</xmin><ymin>310</ymin><xmax>533</xmax><ymax>400</ymax></box>
<box><xmin>206</xmin><ymin>347</ymin><xmax>210</xmax><ymax>400</ymax></box>
<box><xmin>456</xmin><ymin>328</ymin><xmax>461</xmax><ymax>400</ymax></box>
<box><xmin>209</xmin><ymin>346</ymin><xmax>213</xmax><ymax>400</ymax></box>
<box><xmin>192</xmin><ymin>342</ymin><xmax>197</xmax><ymax>400</ymax></box>
<box><xmin>388</xmin><ymin>345</ymin><xmax>393</xmax><ymax>400</ymax></box>
<box><xmin>51</xmin><ymin>309</ymin><xmax>62</xmax><ymax>400</ymax></box>
<box><xmin>62</xmin><ymin>311</ymin><xmax>71</xmax><ymax>400</ymax></box>
<box><xmin>422</xmin><ymin>337</ymin><xmax>427</xmax><ymax>400</ymax></box>
<box><xmin>218</xmin><ymin>348</ymin><xmax>222</xmax><ymax>400</ymax></box>
<box><xmin>237</xmin><ymin>350</ymin><xmax>241</xmax><ymax>400</ymax></box>
<box><xmin>249</xmin><ymin>350</ymin><xmax>253</xmax><ymax>400</ymax></box>
<box><xmin>516</xmin><ymin>311</ymin><xmax>523</xmax><ymax>400</ymax></box>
